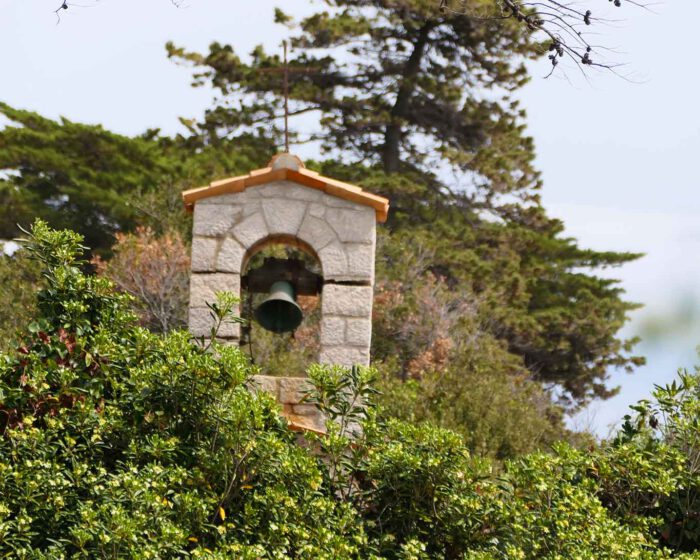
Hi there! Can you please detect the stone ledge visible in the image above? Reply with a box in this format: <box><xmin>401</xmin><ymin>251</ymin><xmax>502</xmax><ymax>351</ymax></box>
<box><xmin>251</xmin><ymin>375</ymin><xmax>280</xmax><ymax>399</ymax></box>
<box><xmin>251</xmin><ymin>375</ymin><xmax>326</xmax><ymax>433</ymax></box>
<box><xmin>279</xmin><ymin>377</ymin><xmax>313</xmax><ymax>404</ymax></box>
<box><xmin>286</xmin><ymin>405</ymin><xmax>325</xmax><ymax>433</ymax></box>
<box><xmin>194</xmin><ymin>337</ymin><xmax>240</xmax><ymax>348</ymax></box>
<box><xmin>251</xmin><ymin>375</ymin><xmax>314</xmax><ymax>405</ymax></box>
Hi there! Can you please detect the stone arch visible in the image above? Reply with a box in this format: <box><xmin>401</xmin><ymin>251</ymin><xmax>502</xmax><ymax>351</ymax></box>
<box><xmin>241</xmin><ymin>234</ymin><xmax>322</xmax><ymax>277</ymax></box>
<box><xmin>185</xmin><ymin>154</ymin><xmax>391</xmax><ymax>431</ymax></box>
<box><xmin>188</xmin><ymin>176</ymin><xmax>377</xmax><ymax>368</ymax></box>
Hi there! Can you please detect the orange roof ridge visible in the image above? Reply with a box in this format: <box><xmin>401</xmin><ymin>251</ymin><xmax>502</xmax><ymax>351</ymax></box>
<box><xmin>182</xmin><ymin>157</ymin><xmax>389</xmax><ymax>223</ymax></box>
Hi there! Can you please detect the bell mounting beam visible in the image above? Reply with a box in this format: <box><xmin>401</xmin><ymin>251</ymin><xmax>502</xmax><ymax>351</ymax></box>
<box><xmin>242</xmin><ymin>257</ymin><xmax>322</xmax><ymax>297</ymax></box>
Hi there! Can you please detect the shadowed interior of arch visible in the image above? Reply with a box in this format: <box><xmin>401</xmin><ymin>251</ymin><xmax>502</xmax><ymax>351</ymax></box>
<box><xmin>240</xmin><ymin>236</ymin><xmax>322</xmax><ymax>377</ymax></box>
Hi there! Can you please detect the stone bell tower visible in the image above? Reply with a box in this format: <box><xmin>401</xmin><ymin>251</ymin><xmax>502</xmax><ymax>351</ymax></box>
<box><xmin>182</xmin><ymin>154</ymin><xmax>389</xmax><ymax>428</ymax></box>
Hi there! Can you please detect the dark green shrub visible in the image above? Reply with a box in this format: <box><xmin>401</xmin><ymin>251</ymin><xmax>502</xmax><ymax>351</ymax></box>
<box><xmin>0</xmin><ymin>221</ymin><xmax>365</xmax><ymax>558</ymax></box>
<box><xmin>2</xmin><ymin>221</ymin><xmax>700</xmax><ymax>560</ymax></box>
<box><xmin>614</xmin><ymin>370</ymin><xmax>700</xmax><ymax>552</ymax></box>
<box><xmin>0</xmin><ymin>247</ymin><xmax>41</xmax><ymax>352</ymax></box>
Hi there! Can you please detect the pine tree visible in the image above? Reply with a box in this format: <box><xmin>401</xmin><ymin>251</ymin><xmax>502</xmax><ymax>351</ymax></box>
<box><xmin>167</xmin><ymin>1</ymin><xmax>644</xmax><ymax>407</ymax></box>
<box><xmin>168</xmin><ymin>1</ymin><xmax>540</xmax><ymax>200</ymax></box>
<box><xmin>0</xmin><ymin>103</ymin><xmax>274</xmax><ymax>253</ymax></box>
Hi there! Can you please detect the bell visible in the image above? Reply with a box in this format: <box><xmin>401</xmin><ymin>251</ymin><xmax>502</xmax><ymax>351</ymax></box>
<box><xmin>254</xmin><ymin>281</ymin><xmax>303</xmax><ymax>333</ymax></box>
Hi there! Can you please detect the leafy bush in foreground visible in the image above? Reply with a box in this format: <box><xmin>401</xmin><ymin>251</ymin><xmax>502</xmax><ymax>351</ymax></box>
<box><xmin>0</xmin><ymin>247</ymin><xmax>40</xmax><ymax>352</ymax></box>
<box><xmin>0</xmin><ymin>222</ymin><xmax>363</xmax><ymax>558</ymax></box>
<box><xmin>92</xmin><ymin>227</ymin><xmax>191</xmax><ymax>333</ymax></box>
<box><xmin>1</xmin><ymin>221</ymin><xmax>700</xmax><ymax>559</ymax></box>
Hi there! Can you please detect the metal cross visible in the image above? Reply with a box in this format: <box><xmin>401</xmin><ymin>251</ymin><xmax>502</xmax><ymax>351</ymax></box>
<box><xmin>283</xmin><ymin>41</ymin><xmax>290</xmax><ymax>153</ymax></box>
<box><xmin>258</xmin><ymin>41</ymin><xmax>320</xmax><ymax>153</ymax></box>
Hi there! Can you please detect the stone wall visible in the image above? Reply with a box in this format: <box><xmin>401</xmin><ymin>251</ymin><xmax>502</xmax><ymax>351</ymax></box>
<box><xmin>188</xmin><ymin>175</ymin><xmax>376</xmax><ymax>369</ymax></box>
<box><xmin>187</xmin><ymin>156</ymin><xmax>381</xmax><ymax>432</ymax></box>
<box><xmin>251</xmin><ymin>375</ymin><xmax>324</xmax><ymax>432</ymax></box>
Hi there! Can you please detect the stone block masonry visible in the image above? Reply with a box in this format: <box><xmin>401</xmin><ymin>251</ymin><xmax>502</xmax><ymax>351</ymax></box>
<box><xmin>250</xmin><ymin>375</ymin><xmax>325</xmax><ymax>433</ymax></box>
<box><xmin>186</xmin><ymin>154</ymin><xmax>389</xmax><ymax>433</ymax></box>
<box><xmin>188</xmin><ymin>176</ymin><xmax>377</xmax><ymax>368</ymax></box>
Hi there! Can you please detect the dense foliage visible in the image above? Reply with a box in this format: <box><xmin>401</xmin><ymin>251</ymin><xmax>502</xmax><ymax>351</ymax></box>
<box><xmin>0</xmin><ymin>248</ymin><xmax>40</xmax><ymax>352</ymax></box>
<box><xmin>167</xmin><ymin>0</ymin><xmax>643</xmax><ymax>408</ymax></box>
<box><xmin>0</xmin><ymin>102</ymin><xmax>273</xmax><ymax>253</ymax></box>
<box><xmin>1</xmin><ymin>222</ymin><xmax>700</xmax><ymax>559</ymax></box>
<box><xmin>0</xmin><ymin>1</ymin><xmax>645</xmax><ymax>457</ymax></box>
<box><xmin>0</xmin><ymin>222</ymin><xmax>364</xmax><ymax>558</ymax></box>
<box><xmin>370</xmin><ymin>234</ymin><xmax>572</xmax><ymax>458</ymax></box>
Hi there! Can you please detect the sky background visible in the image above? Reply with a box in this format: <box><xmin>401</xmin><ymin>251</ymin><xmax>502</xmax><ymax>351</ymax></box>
<box><xmin>1</xmin><ymin>0</ymin><xmax>697</xmax><ymax>436</ymax></box>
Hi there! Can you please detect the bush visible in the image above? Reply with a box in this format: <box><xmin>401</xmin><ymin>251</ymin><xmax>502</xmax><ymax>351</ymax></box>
<box><xmin>2</xmin><ymin>221</ymin><xmax>700</xmax><ymax>559</ymax></box>
<box><xmin>371</xmin><ymin>240</ymin><xmax>574</xmax><ymax>459</ymax></box>
<box><xmin>0</xmin><ymin>221</ymin><xmax>365</xmax><ymax>558</ymax></box>
<box><xmin>614</xmin><ymin>369</ymin><xmax>700</xmax><ymax>552</ymax></box>
<box><xmin>0</xmin><ymin>247</ymin><xmax>41</xmax><ymax>352</ymax></box>
<box><xmin>92</xmin><ymin>227</ymin><xmax>190</xmax><ymax>333</ymax></box>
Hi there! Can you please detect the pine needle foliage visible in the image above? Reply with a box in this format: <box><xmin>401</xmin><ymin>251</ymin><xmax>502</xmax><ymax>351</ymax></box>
<box><xmin>166</xmin><ymin>2</ymin><xmax>644</xmax><ymax>407</ymax></box>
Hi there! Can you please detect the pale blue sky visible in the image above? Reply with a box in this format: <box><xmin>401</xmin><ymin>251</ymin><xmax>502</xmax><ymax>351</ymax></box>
<box><xmin>1</xmin><ymin>0</ymin><xmax>696</xmax><ymax>435</ymax></box>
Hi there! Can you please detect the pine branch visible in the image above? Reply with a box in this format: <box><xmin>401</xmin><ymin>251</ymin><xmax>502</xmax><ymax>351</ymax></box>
<box><xmin>440</xmin><ymin>0</ymin><xmax>653</xmax><ymax>78</ymax></box>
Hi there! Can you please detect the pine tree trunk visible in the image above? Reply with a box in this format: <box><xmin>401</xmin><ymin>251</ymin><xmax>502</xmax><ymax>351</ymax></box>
<box><xmin>382</xmin><ymin>22</ymin><xmax>434</xmax><ymax>174</ymax></box>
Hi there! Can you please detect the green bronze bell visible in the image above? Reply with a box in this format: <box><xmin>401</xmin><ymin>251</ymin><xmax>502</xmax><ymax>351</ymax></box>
<box><xmin>254</xmin><ymin>281</ymin><xmax>303</xmax><ymax>333</ymax></box>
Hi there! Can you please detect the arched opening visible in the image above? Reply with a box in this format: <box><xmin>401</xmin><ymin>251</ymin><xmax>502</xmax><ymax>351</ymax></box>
<box><xmin>240</xmin><ymin>235</ymin><xmax>322</xmax><ymax>377</ymax></box>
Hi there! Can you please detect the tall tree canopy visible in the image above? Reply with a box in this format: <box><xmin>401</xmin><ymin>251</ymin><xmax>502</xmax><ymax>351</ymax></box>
<box><xmin>167</xmin><ymin>0</ymin><xmax>643</xmax><ymax>408</ymax></box>
<box><xmin>0</xmin><ymin>103</ymin><xmax>274</xmax><ymax>253</ymax></box>
<box><xmin>168</xmin><ymin>1</ymin><xmax>541</xmax><ymax>202</ymax></box>
<box><xmin>0</xmin><ymin>0</ymin><xmax>645</xmax><ymax>411</ymax></box>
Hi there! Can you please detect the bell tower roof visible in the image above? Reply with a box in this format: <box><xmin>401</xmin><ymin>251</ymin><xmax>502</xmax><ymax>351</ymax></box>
<box><xmin>182</xmin><ymin>153</ymin><xmax>390</xmax><ymax>223</ymax></box>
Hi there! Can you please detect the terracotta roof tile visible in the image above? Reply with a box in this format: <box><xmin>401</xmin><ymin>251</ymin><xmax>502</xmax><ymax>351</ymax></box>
<box><xmin>182</xmin><ymin>155</ymin><xmax>389</xmax><ymax>223</ymax></box>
